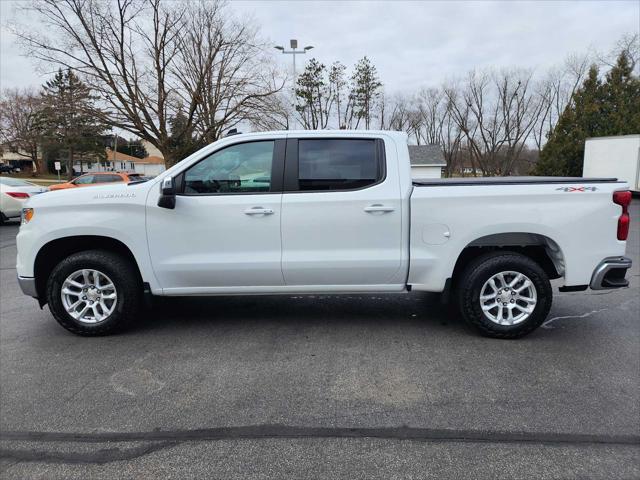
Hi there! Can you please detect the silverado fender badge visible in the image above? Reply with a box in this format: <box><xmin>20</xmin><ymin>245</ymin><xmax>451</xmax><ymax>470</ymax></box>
<box><xmin>93</xmin><ymin>193</ymin><xmax>137</xmax><ymax>199</ymax></box>
<box><xmin>555</xmin><ymin>186</ymin><xmax>597</xmax><ymax>192</ymax></box>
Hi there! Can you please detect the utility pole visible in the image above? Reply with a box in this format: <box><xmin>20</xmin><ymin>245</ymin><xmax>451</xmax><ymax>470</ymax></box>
<box><xmin>113</xmin><ymin>133</ymin><xmax>118</xmax><ymax>171</ymax></box>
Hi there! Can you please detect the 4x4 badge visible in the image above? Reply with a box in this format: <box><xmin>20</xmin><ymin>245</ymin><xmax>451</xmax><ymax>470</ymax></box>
<box><xmin>555</xmin><ymin>186</ymin><xmax>597</xmax><ymax>192</ymax></box>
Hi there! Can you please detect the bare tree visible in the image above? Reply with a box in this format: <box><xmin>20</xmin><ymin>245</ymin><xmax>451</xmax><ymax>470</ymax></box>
<box><xmin>444</xmin><ymin>69</ymin><xmax>546</xmax><ymax>176</ymax></box>
<box><xmin>597</xmin><ymin>33</ymin><xmax>639</xmax><ymax>73</ymax></box>
<box><xmin>415</xmin><ymin>88</ymin><xmax>445</xmax><ymax>145</ymax></box>
<box><xmin>14</xmin><ymin>0</ymin><xmax>284</xmax><ymax>166</ymax></box>
<box><xmin>532</xmin><ymin>53</ymin><xmax>590</xmax><ymax>151</ymax></box>
<box><xmin>414</xmin><ymin>87</ymin><xmax>465</xmax><ymax>177</ymax></box>
<box><xmin>380</xmin><ymin>92</ymin><xmax>420</xmax><ymax>140</ymax></box>
<box><xmin>248</xmin><ymin>92</ymin><xmax>293</xmax><ymax>131</ymax></box>
<box><xmin>0</xmin><ymin>88</ymin><xmax>43</xmax><ymax>174</ymax></box>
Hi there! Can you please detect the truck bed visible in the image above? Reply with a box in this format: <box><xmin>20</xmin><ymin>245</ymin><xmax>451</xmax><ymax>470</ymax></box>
<box><xmin>407</xmin><ymin>175</ymin><xmax>628</xmax><ymax>292</ymax></box>
<box><xmin>412</xmin><ymin>176</ymin><xmax>621</xmax><ymax>186</ymax></box>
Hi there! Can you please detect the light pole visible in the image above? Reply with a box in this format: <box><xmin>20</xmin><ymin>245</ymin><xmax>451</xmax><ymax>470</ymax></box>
<box><xmin>275</xmin><ymin>40</ymin><xmax>313</xmax><ymax>130</ymax></box>
<box><xmin>274</xmin><ymin>39</ymin><xmax>314</xmax><ymax>90</ymax></box>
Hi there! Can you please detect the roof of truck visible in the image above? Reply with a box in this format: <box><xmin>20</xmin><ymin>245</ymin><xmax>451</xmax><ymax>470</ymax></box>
<box><xmin>226</xmin><ymin>130</ymin><xmax>409</xmax><ymax>140</ymax></box>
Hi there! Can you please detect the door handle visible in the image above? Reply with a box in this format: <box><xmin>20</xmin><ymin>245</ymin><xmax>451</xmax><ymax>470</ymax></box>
<box><xmin>244</xmin><ymin>207</ymin><xmax>274</xmax><ymax>215</ymax></box>
<box><xmin>364</xmin><ymin>204</ymin><xmax>395</xmax><ymax>213</ymax></box>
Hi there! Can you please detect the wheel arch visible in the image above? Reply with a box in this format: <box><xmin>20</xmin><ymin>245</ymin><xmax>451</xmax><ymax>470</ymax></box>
<box><xmin>34</xmin><ymin>235</ymin><xmax>144</xmax><ymax>304</ymax></box>
<box><xmin>451</xmin><ymin>232</ymin><xmax>565</xmax><ymax>288</ymax></box>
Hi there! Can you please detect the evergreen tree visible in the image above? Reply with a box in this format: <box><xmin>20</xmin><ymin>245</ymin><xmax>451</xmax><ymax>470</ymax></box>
<box><xmin>295</xmin><ymin>59</ymin><xmax>330</xmax><ymax>129</ymax></box>
<box><xmin>351</xmin><ymin>57</ymin><xmax>382</xmax><ymax>129</ymax></box>
<box><xmin>328</xmin><ymin>62</ymin><xmax>347</xmax><ymax>128</ymax></box>
<box><xmin>601</xmin><ymin>51</ymin><xmax>640</xmax><ymax>135</ymax></box>
<box><xmin>38</xmin><ymin>69</ymin><xmax>108</xmax><ymax>179</ymax></box>
<box><xmin>535</xmin><ymin>51</ymin><xmax>640</xmax><ymax>176</ymax></box>
<box><xmin>109</xmin><ymin>136</ymin><xmax>148</xmax><ymax>159</ymax></box>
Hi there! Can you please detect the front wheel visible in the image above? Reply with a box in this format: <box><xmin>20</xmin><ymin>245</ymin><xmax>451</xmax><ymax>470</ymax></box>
<box><xmin>456</xmin><ymin>252</ymin><xmax>552</xmax><ymax>339</ymax></box>
<box><xmin>46</xmin><ymin>250</ymin><xmax>142</xmax><ymax>336</ymax></box>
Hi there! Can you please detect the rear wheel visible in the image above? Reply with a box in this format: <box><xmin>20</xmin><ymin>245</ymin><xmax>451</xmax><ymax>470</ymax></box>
<box><xmin>46</xmin><ymin>250</ymin><xmax>141</xmax><ymax>336</ymax></box>
<box><xmin>456</xmin><ymin>252</ymin><xmax>552</xmax><ymax>339</ymax></box>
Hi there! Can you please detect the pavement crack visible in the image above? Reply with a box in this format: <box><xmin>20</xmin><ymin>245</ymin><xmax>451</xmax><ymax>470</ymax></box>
<box><xmin>542</xmin><ymin>308</ymin><xmax>609</xmax><ymax>329</ymax></box>
<box><xmin>0</xmin><ymin>441</ymin><xmax>176</xmax><ymax>465</ymax></box>
<box><xmin>1</xmin><ymin>425</ymin><xmax>638</xmax><ymax>451</ymax></box>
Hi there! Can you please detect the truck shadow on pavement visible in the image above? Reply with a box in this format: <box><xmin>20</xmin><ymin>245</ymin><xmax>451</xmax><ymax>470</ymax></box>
<box><xmin>129</xmin><ymin>292</ymin><xmax>467</xmax><ymax>336</ymax></box>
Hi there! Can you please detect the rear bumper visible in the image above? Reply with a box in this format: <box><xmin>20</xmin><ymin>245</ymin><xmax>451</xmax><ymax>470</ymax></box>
<box><xmin>17</xmin><ymin>276</ymin><xmax>38</xmax><ymax>298</ymax></box>
<box><xmin>590</xmin><ymin>256</ymin><xmax>632</xmax><ymax>290</ymax></box>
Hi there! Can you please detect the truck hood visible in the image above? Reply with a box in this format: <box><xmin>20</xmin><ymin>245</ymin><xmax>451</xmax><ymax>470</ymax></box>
<box><xmin>26</xmin><ymin>181</ymin><xmax>155</xmax><ymax>209</ymax></box>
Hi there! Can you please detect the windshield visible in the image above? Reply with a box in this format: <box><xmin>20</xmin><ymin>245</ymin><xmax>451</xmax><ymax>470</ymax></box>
<box><xmin>0</xmin><ymin>177</ymin><xmax>36</xmax><ymax>187</ymax></box>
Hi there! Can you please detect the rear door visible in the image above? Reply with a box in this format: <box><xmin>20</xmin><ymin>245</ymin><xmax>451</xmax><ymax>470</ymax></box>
<box><xmin>280</xmin><ymin>136</ymin><xmax>403</xmax><ymax>287</ymax></box>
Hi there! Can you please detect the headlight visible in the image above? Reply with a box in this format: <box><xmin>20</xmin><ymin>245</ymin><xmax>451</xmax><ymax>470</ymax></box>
<box><xmin>21</xmin><ymin>208</ymin><xmax>34</xmax><ymax>225</ymax></box>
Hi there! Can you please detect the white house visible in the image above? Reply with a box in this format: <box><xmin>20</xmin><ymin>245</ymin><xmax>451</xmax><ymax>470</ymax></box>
<box><xmin>72</xmin><ymin>149</ymin><xmax>166</xmax><ymax>177</ymax></box>
<box><xmin>0</xmin><ymin>145</ymin><xmax>40</xmax><ymax>173</ymax></box>
<box><xmin>408</xmin><ymin>145</ymin><xmax>446</xmax><ymax>179</ymax></box>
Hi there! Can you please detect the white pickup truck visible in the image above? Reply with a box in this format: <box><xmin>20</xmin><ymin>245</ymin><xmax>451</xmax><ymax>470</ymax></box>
<box><xmin>16</xmin><ymin>131</ymin><xmax>632</xmax><ymax>338</ymax></box>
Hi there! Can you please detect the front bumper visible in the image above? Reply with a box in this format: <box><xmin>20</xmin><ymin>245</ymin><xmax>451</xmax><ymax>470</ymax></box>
<box><xmin>17</xmin><ymin>276</ymin><xmax>38</xmax><ymax>298</ymax></box>
<box><xmin>590</xmin><ymin>256</ymin><xmax>632</xmax><ymax>290</ymax></box>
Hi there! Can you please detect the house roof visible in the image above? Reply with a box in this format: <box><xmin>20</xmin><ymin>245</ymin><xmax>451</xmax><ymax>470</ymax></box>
<box><xmin>408</xmin><ymin>145</ymin><xmax>446</xmax><ymax>166</ymax></box>
<box><xmin>106</xmin><ymin>149</ymin><xmax>165</xmax><ymax>165</ymax></box>
<box><xmin>138</xmin><ymin>155</ymin><xmax>165</xmax><ymax>165</ymax></box>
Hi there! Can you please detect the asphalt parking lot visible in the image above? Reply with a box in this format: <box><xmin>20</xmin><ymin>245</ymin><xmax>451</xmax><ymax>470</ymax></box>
<box><xmin>0</xmin><ymin>202</ymin><xmax>638</xmax><ymax>479</ymax></box>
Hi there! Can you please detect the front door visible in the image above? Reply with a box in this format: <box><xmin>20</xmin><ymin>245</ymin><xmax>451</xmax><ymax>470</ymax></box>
<box><xmin>146</xmin><ymin>139</ymin><xmax>285</xmax><ymax>293</ymax></box>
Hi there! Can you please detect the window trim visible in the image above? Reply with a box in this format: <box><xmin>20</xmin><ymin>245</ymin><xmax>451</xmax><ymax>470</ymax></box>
<box><xmin>176</xmin><ymin>139</ymin><xmax>285</xmax><ymax>196</ymax></box>
<box><xmin>282</xmin><ymin>137</ymin><xmax>386</xmax><ymax>193</ymax></box>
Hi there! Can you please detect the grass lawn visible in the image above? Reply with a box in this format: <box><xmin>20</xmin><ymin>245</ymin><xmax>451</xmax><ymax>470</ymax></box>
<box><xmin>4</xmin><ymin>172</ymin><xmax>66</xmax><ymax>186</ymax></box>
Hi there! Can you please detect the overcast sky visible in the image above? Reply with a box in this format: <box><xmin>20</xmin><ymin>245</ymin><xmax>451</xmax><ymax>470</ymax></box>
<box><xmin>1</xmin><ymin>0</ymin><xmax>638</xmax><ymax>94</ymax></box>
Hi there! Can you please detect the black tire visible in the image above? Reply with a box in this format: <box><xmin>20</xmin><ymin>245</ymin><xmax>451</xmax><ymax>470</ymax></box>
<box><xmin>456</xmin><ymin>251</ymin><xmax>552</xmax><ymax>339</ymax></box>
<box><xmin>46</xmin><ymin>250</ymin><xmax>142</xmax><ymax>336</ymax></box>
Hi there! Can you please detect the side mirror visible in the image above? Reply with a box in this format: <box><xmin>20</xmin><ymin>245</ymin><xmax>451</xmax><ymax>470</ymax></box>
<box><xmin>157</xmin><ymin>176</ymin><xmax>176</xmax><ymax>209</ymax></box>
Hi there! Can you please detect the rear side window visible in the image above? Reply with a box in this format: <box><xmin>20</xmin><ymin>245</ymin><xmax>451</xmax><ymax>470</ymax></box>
<box><xmin>94</xmin><ymin>174</ymin><xmax>122</xmax><ymax>183</ymax></box>
<box><xmin>0</xmin><ymin>177</ymin><xmax>32</xmax><ymax>187</ymax></box>
<box><xmin>297</xmin><ymin>139</ymin><xmax>380</xmax><ymax>191</ymax></box>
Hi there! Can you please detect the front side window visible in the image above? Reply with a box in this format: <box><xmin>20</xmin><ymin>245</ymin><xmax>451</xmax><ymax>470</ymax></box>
<box><xmin>73</xmin><ymin>175</ymin><xmax>94</xmax><ymax>185</ymax></box>
<box><xmin>298</xmin><ymin>139</ymin><xmax>380</xmax><ymax>191</ymax></box>
<box><xmin>183</xmin><ymin>141</ymin><xmax>274</xmax><ymax>194</ymax></box>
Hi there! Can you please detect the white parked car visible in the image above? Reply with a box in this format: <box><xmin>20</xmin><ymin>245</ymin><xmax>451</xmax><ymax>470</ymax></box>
<box><xmin>0</xmin><ymin>177</ymin><xmax>48</xmax><ymax>224</ymax></box>
<box><xmin>16</xmin><ymin>131</ymin><xmax>633</xmax><ymax>338</ymax></box>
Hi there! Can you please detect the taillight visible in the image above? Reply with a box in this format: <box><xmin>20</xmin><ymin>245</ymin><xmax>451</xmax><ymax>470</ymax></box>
<box><xmin>613</xmin><ymin>190</ymin><xmax>632</xmax><ymax>241</ymax></box>
<box><xmin>5</xmin><ymin>192</ymin><xmax>30</xmax><ymax>199</ymax></box>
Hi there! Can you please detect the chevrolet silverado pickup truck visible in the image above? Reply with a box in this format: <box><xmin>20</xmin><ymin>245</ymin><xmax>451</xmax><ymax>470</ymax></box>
<box><xmin>16</xmin><ymin>131</ymin><xmax>633</xmax><ymax>338</ymax></box>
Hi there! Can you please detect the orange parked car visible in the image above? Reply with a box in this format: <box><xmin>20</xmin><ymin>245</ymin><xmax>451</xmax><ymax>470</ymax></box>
<box><xmin>49</xmin><ymin>172</ymin><xmax>149</xmax><ymax>191</ymax></box>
